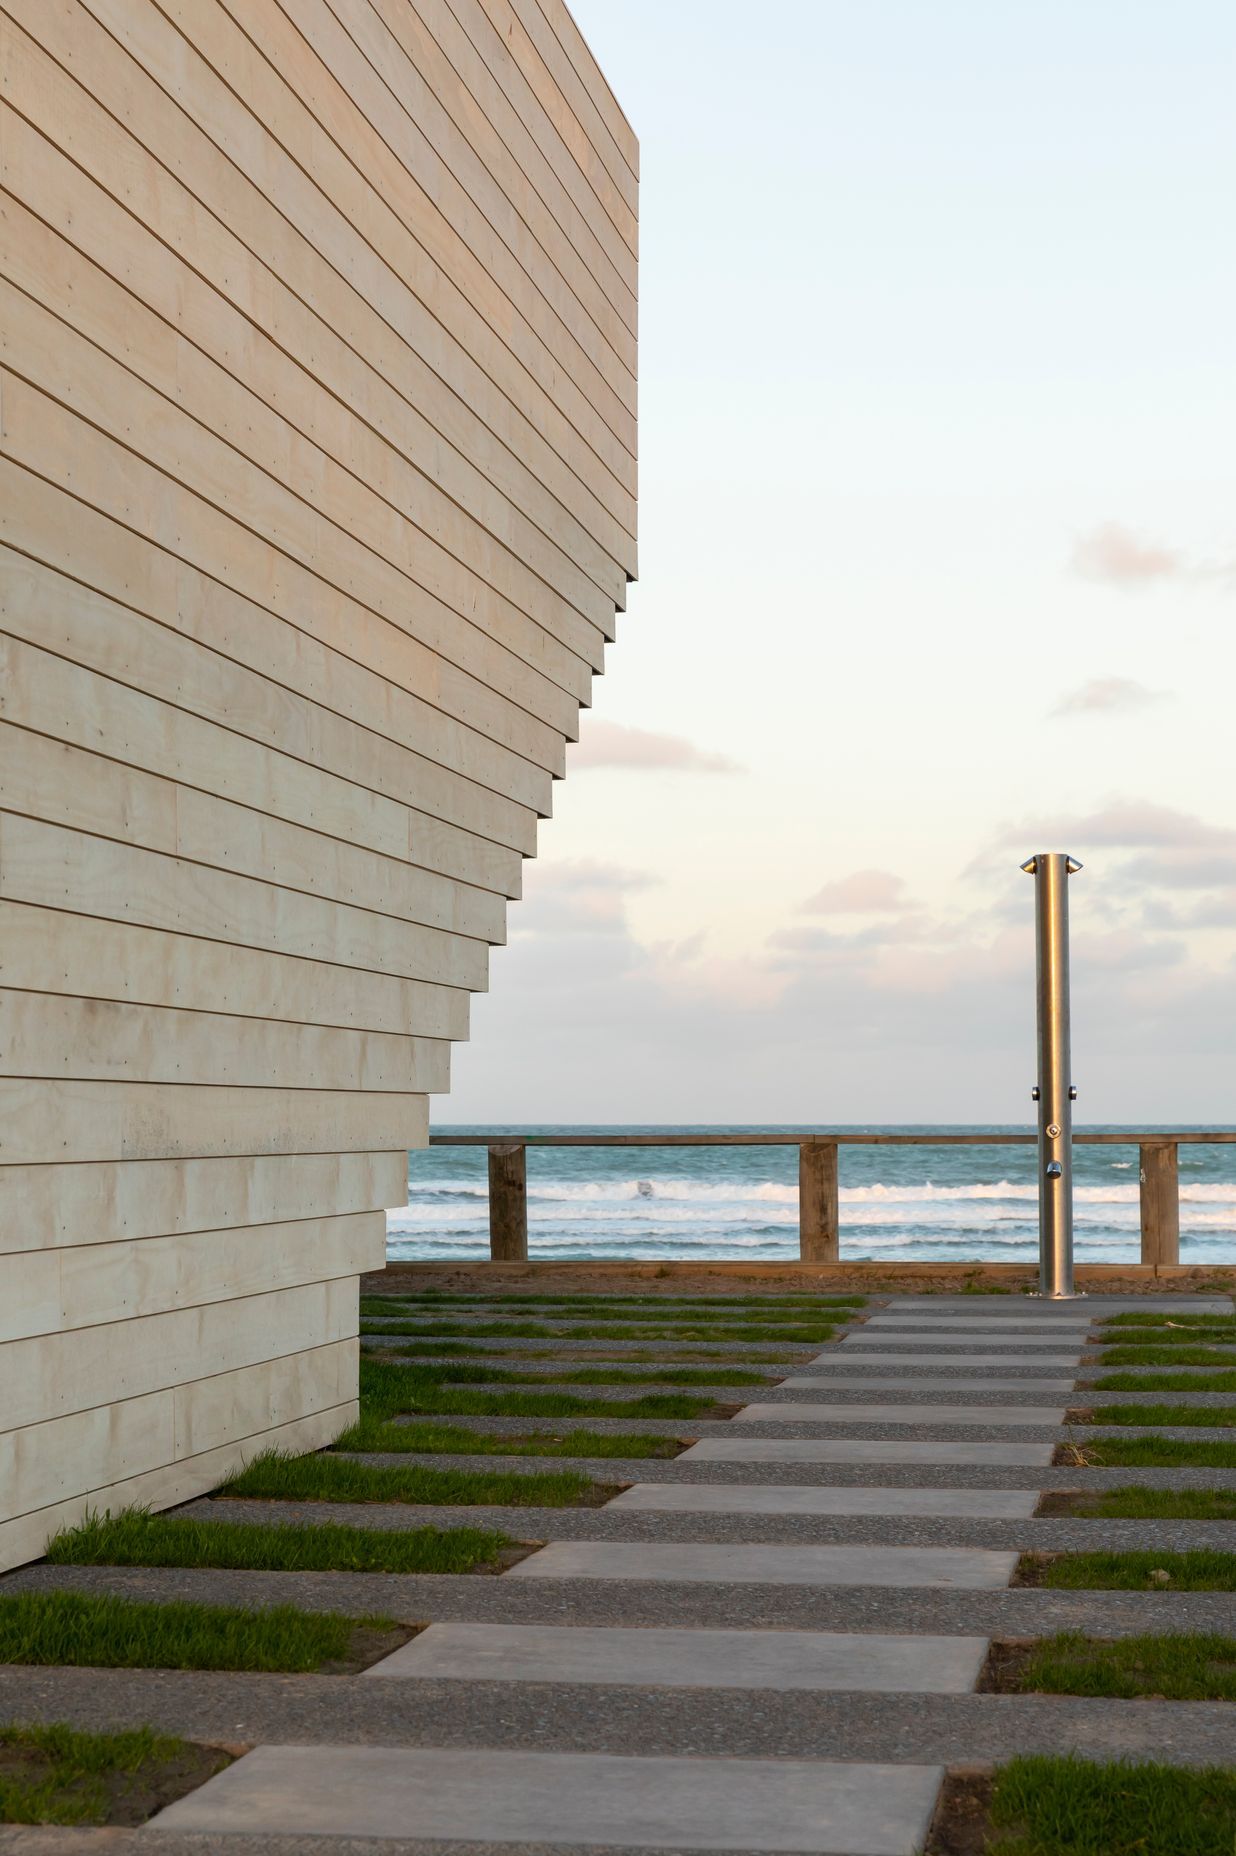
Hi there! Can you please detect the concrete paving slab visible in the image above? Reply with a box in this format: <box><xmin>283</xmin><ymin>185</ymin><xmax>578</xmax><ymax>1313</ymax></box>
<box><xmin>827</xmin><ymin>1358</ymin><xmax>1076</xmax><ymax>1373</ymax></box>
<box><xmin>783</xmin><ymin>1375</ymin><xmax>1077</xmax><ymax>1391</ymax></box>
<box><xmin>734</xmin><ymin>1403</ymin><xmax>1067</xmax><ymax>1426</ymax></box>
<box><xmin>683</xmin><ymin>1437</ymin><xmax>1056</xmax><ymax>1466</ymax></box>
<box><xmin>364</xmin><ymin>1621</ymin><xmax>990</xmax><ymax>1694</ymax></box>
<box><xmin>609</xmin><ymin>1483</ymin><xmax>1040</xmax><ymax>1518</ymax></box>
<box><xmin>863</xmin><ymin>1316</ymin><xmax>1092</xmax><ymax>1330</ymax></box>
<box><xmin>842</xmin><ymin>1334</ymin><xmax>1081</xmax><ymax>1351</ymax></box>
<box><xmin>508</xmin><ymin>1542</ymin><xmax>1020</xmax><ymax>1589</ymax></box>
<box><xmin>886</xmin><ymin>1296</ymin><xmax>1230</xmax><ymax>1313</ymax></box>
<box><xmin>153</xmin><ymin>1744</ymin><xmax>945</xmax><ymax>1854</ymax></box>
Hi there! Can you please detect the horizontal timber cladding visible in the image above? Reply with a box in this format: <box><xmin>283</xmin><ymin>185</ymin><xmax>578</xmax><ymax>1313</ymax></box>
<box><xmin>0</xmin><ymin>0</ymin><xmax>635</xmax><ymax>1568</ymax></box>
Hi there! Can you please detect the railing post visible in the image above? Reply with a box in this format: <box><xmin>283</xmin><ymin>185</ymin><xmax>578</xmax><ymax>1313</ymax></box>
<box><xmin>799</xmin><ymin>1139</ymin><xmax>839</xmax><ymax>1263</ymax></box>
<box><xmin>1139</xmin><ymin>1141</ymin><xmax>1180</xmax><ymax>1267</ymax></box>
<box><xmin>487</xmin><ymin>1142</ymin><xmax>528</xmax><ymax>1261</ymax></box>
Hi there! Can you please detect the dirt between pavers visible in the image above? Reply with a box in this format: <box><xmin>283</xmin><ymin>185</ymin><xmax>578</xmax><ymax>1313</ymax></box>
<box><xmin>925</xmin><ymin>1768</ymin><xmax>999</xmax><ymax>1856</ymax></box>
<box><xmin>0</xmin><ymin>1739</ymin><xmax>233</xmax><ymax>1830</ymax></box>
<box><xmin>363</xmin><ymin>1262</ymin><xmax>1236</xmax><ymax>1296</ymax></box>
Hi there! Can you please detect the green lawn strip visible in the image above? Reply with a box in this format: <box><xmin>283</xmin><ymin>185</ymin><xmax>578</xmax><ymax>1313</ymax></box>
<box><xmin>981</xmin><ymin>1753</ymin><xmax>1236</xmax><ymax>1856</ymax></box>
<box><xmin>352</xmin><ymin>1356</ymin><xmax>773</xmax><ymax>1387</ymax></box>
<box><xmin>1067</xmin><ymin>1435</ymin><xmax>1236</xmax><ymax>1468</ymax></box>
<box><xmin>216</xmin><ymin>1447</ymin><xmax>606</xmax><ymax>1507</ymax></box>
<box><xmin>0</xmin><ymin>1590</ymin><xmax>396</xmax><ymax>1674</ymax></box>
<box><xmin>335</xmin><ymin>1417</ymin><xmax>684</xmax><ymax>1458</ymax></box>
<box><xmin>1084</xmin><ymin>1402</ymin><xmax>1236</xmax><ymax>1427</ymax></box>
<box><xmin>356</xmin><ymin>1339</ymin><xmax>804</xmax><ymax>1364</ymax></box>
<box><xmin>0</xmin><ymin>1723</ymin><xmax>227</xmax><ymax>1829</ymax></box>
<box><xmin>1103</xmin><ymin>1311</ymin><xmax>1236</xmax><ymax>1329</ymax></box>
<box><xmin>1041</xmin><ymin>1485</ymin><xmax>1236</xmax><ymax>1519</ymax></box>
<box><xmin>1009</xmin><ymin>1629</ymin><xmax>1236</xmax><ymax>1699</ymax></box>
<box><xmin>363</xmin><ymin>1319</ymin><xmax>839</xmax><ymax>1343</ymax></box>
<box><xmin>47</xmin><ymin>1508</ymin><xmax>516</xmax><ymax>1574</ymax></box>
<box><xmin>1098</xmin><ymin>1345</ymin><xmax>1236</xmax><ymax>1367</ymax></box>
<box><xmin>1094</xmin><ymin>1370</ymin><xmax>1236</xmax><ymax>1392</ymax></box>
<box><xmin>360</xmin><ymin>1294</ymin><xmax>864</xmax><ymax>1313</ymax></box>
<box><xmin>1097</xmin><ymin>1330</ymin><xmax>1236</xmax><ymax>1349</ymax></box>
<box><xmin>1023</xmin><ymin>1549</ymin><xmax>1236</xmax><ymax>1590</ymax></box>
<box><xmin>359</xmin><ymin>1358</ymin><xmax>714</xmax><ymax>1420</ymax></box>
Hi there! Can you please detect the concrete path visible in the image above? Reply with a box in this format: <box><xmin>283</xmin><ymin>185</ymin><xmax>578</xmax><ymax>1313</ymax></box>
<box><xmin>6</xmin><ymin>1288</ymin><xmax>1235</xmax><ymax>1854</ymax></box>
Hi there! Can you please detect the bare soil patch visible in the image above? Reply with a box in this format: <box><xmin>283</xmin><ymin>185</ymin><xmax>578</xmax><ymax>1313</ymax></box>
<box><xmin>1011</xmin><ymin>1553</ymin><xmax>1060</xmax><ymax>1587</ymax></box>
<box><xmin>0</xmin><ymin>1738</ymin><xmax>233</xmax><ymax>1829</ymax></box>
<box><xmin>925</xmin><ymin>1768</ymin><xmax>998</xmax><ymax>1856</ymax></box>
<box><xmin>1034</xmin><ymin>1490</ymin><xmax>1093</xmax><ymax>1516</ymax></box>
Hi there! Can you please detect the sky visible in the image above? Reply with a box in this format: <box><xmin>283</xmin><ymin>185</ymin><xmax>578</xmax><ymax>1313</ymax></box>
<box><xmin>444</xmin><ymin>0</ymin><xmax>1236</xmax><ymax>1126</ymax></box>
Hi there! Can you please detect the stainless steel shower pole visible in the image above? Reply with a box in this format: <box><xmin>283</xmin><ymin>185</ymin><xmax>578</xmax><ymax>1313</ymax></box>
<box><xmin>1021</xmin><ymin>852</ymin><xmax>1083</xmax><ymax>1299</ymax></box>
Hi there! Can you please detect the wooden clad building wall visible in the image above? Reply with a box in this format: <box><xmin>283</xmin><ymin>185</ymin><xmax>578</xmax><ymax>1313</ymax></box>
<box><xmin>0</xmin><ymin>0</ymin><xmax>636</xmax><ymax>1571</ymax></box>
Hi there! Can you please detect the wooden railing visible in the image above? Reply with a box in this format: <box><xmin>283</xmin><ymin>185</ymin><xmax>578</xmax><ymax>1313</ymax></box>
<box><xmin>427</xmin><ymin>1131</ymin><xmax>1236</xmax><ymax>1266</ymax></box>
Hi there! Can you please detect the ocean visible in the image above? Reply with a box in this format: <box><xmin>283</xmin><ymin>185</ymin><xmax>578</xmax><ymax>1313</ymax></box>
<box><xmin>387</xmin><ymin>1126</ymin><xmax>1236</xmax><ymax>1267</ymax></box>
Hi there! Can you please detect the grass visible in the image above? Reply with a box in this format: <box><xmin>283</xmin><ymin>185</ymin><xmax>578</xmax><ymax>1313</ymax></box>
<box><xmin>981</xmin><ymin>1753</ymin><xmax>1236</xmax><ymax>1855</ymax></box>
<box><xmin>1098</xmin><ymin>1345</ymin><xmax>1236</xmax><ymax>1367</ymax></box>
<box><xmin>217</xmin><ymin>1446</ymin><xmax>603</xmax><ymax>1507</ymax></box>
<box><xmin>1065</xmin><ymin>1435</ymin><xmax>1236</xmax><ymax>1468</ymax></box>
<box><xmin>1085</xmin><ymin>1402</ymin><xmax>1236</xmax><ymax>1427</ymax></box>
<box><xmin>1104</xmin><ymin>1311</ymin><xmax>1236</xmax><ymax>1329</ymax></box>
<box><xmin>1098</xmin><ymin>1329</ymin><xmax>1236</xmax><ymax>1349</ymax></box>
<box><xmin>333</xmin><ymin>1417</ymin><xmax>684</xmax><ymax>1458</ymax></box>
<box><xmin>353</xmin><ymin>1355</ymin><xmax>772</xmax><ymax>1387</ymax></box>
<box><xmin>47</xmin><ymin>1507</ymin><xmax>516</xmax><ymax>1574</ymax></box>
<box><xmin>357</xmin><ymin>1339</ymin><xmax>804</xmax><ymax>1364</ymax></box>
<box><xmin>1094</xmin><ymin>1369</ymin><xmax>1236</xmax><ymax>1391</ymax></box>
<box><xmin>0</xmin><ymin>1723</ymin><xmax>221</xmax><ymax>1828</ymax></box>
<box><xmin>0</xmin><ymin>1590</ymin><xmax>391</xmax><ymax>1673</ymax></box>
<box><xmin>1026</xmin><ymin>1549</ymin><xmax>1236</xmax><ymax>1590</ymax></box>
<box><xmin>370</xmin><ymin>1319</ymin><xmax>840</xmax><ymax>1343</ymax></box>
<box><xmin>1043</xmin><ymin>1485</ymin><xmax>1236</xmax><ymax>1519</ymax></box>
<box><xmin>358</xmin><ymin>1357</ymin><xmax>712</xmax><ymax>1420</ymax></box>
<box><xmin>1011</xmin><ymin>1629</ymin><xmax>1236</xmax><ymax>1699</ymax></box>
<box><xmin>360</xmin><ymin>1293</ymin><xmax>865</xmax><ymax>1313</ymax></box>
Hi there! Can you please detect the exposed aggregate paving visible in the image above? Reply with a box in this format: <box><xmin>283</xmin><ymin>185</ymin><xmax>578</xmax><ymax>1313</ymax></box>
<box><xmin>7</xmin><ymin>1287</ymin><xmax>1236</xmax><ymax>1849</ymax></box>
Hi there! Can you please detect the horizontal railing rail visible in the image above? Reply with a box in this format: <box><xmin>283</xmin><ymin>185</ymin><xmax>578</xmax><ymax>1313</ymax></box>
<box><xmin>426</xmin><ymin>1131</ymin><xmax>1236</xmax><ymax>1266</ymax></box>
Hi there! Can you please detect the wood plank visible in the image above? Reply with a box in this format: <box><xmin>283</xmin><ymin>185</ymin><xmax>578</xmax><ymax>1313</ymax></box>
<box><xmin>0</xmin><ymin>813</ymin><xmax>491</xmax><ymax>989</ymax></box>
<box><xmin>13</xmin><ymin>0</ymin><xmax>636</xmax><ymax>499</ymax></box>
<box><xmin>0</xmin><ymin>179</ymin><xmax>616</xmax><ymax>662</ymax></box>
<box><xmin>0</xmin><ymin>466</ymin><xmax>526</xmax><ymax>897</ymax></box>
<box><xmin>233</xmin><ymin>0</ymin><xmax>635</xmax><ymax>393</ymax></box>
<box><xmin>396</xmin><ymin>0</ymin><xmax>637</xmax><ymax>303</ymax></box>
<box><xmin>532</xmin><ymin>0</ymin><xmax>639</xmax><ymax>177</ymax></box>
<box><xmin>0</xmin><ymin>1076</ymin><xmax>428</xmax><ymax>1164</ymax></box>
<box><xmin>0</xmin><ymin>626</ymin><xmax>511</xmax><ymax>941</ymax></box>
<box><xmin>0</xmin><ymin>900</ymin><xmax>470</xmax><ymax>1042</ymax></box>
<box><xmin>0</xmin><ymin>371</ymin><xmax>582</xmax><ymax>754</ymax></box>
<box><xmin>0</xmin><ymin>991</ymin><xmax>450</xmax><ymax>1094</ymax></box>
<box><xmin>0</xmin><ymin>96</ymin><xmax>628</xmax><ymax>614</ymax></box>
<box><xmin>0</xmin><ymin>61</ymin><xmax>637</xmax><ymax>566</ymax></box>
<box><xmin>140</xmin><ymin>0</ymin><xmax>639</xmax><ymax>444</ymax></box>
<box><xmin>1</xmin><ymin>1212</ymin><xmax>383</xmax><ymax>1342</ymax></box>
<box><xmin>0</xmin><ymin>286</ymin><xmax>591</xmax><ymax>733</ymax></box>
<box><xmin>2</xmin><ymin>1339</ymin><xmax>355</xmax><ymax>1520</ymax></box>
<box><xmin>173</xmin><ymin>1337</ymin><xmax>360</xmax><ymax>1459</ymax></box>
<box><xmin>0</xmin><ymin>1150</ymin><xmax>408</xmax><ymax>1256</ymax></box>
<box><xmin>0</xmin><ymin>1400</ymin><xmax>353</xmax><ymax>1574</ymax></box>
<box><xmin>0</xmin><ymin>1279</ymin><xmax>356</xmax><ymax>1434</ymax></box>
<box><xmin>471</xmin><ymin>0</ymin><xmax>637</xmax><ymax>241</ymax></box>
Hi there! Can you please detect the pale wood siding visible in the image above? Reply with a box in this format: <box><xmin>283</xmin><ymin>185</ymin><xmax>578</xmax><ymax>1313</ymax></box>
<box><xmin>0</xmin><ymin>0</ymin><xmax>635</xmax><ymax>1569</ymax></box>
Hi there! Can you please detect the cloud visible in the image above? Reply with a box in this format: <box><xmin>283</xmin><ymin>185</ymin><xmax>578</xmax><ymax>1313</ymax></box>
<box><xmin>1001</xmin><ymin>799</ymin><xmax>1236</xmax><ymax>855</ymax></box>
<box><xmin>1071</xmin><ymin>523</ymin><xmax>1182</xmax><ymax>587</ymax></box>
<box><xmin>1052</xmin><ymin>676</ymin><xmax>1167</xmax><ymax>718</ymax></box>
<box><xmin>512</xmin><ymin>859</ymin><xmax>656</xmax><ymax>936</ymax></box>
<box><xmin>801</xmin><ymin>869</ymin><xmax>911</xmax><ymax>914</ymax></box>
<box><xmin>571</xmin><ymin>719</ymin><xmax>742</xmax><ymax>773</ymax></box>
